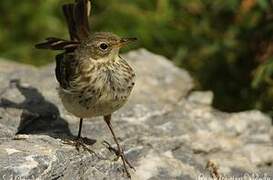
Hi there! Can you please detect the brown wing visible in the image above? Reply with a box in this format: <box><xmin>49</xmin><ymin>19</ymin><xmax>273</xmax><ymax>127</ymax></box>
<box><xmin>35</xmin><ymin>0</ymin><xmax>91</xmax><ymax>89</ymax></box>
<box><xmin>56</xmin><ymin>53</ymin><xmax>100</xmax><ymax>107</ymax></box>
<box><xmin>55</xmin><ymin>52</ymin><xmax>78</xmax><ymax>90</ymax></box>
<box><xmin>62</xmin><ymin>0</ymin><xmax>91</xmax><ymax>41</ymax></box>
<box><xmin>35</xmin><ymin>37</ymin><xmax>80</xmax><ymax>52</ymax></box>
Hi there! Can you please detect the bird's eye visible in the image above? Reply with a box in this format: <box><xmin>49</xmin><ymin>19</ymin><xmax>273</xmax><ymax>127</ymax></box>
<box><xmin>99</xmin><ymin>43</ymin><xmax>108</xmax><ymax>50</ymax></box>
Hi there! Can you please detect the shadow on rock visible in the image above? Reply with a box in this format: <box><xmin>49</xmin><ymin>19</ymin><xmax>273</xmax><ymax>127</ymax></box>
<box><xmin>0</xmin><ymin>79</ymin><xmax>73</xmax><ymax>139</ymax></box>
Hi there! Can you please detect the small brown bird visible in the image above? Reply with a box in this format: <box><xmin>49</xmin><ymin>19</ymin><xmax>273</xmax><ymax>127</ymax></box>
<box><xmin>35</xmin><ymin>0</ymin><xmax>136</xmax><ymax>178</ymax></box>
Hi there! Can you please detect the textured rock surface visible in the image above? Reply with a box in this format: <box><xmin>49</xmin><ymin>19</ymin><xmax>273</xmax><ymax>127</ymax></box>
<box><xmin>0</xmin><ymin>49</ymin><xmax>272</xmax><ymax>180</ymax></box>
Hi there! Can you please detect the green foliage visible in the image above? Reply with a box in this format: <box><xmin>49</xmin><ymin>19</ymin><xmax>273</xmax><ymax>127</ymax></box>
<box><xmin>0</xmin><ymin>0</ymin><xmax>68</xmax><ymax>65</ymax></box>
<box><xmin>0</xmin><ymin>0</ymin><xmax>273</xmax><ymax>115</ymax></box>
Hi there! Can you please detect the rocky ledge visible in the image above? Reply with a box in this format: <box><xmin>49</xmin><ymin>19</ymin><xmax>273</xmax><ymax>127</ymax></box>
<box><xmin>0</xmin><ymin>49</ymin><xmax>272</xmax><ymax>180</ymax></box>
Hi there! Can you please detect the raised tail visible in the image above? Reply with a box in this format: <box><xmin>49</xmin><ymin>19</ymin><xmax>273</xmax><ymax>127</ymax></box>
<box><xmin>35</xmin><ymin>0</ymin><xmax>91</xmax><ymax>51</ymax></box>
<box><xmin>62</xmin><ymin>0</ymin><xmax>91</xmax><ymax>41</ymax></box>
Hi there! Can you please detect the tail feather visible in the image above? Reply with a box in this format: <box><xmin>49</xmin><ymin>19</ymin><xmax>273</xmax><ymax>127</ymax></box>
<box><xmin>62</xmin><ymin>4</ymin><xmax>79</xmax><ymax>41</ymax></box>
<box><xmin>62</xmin><ymin>0</ymin><xmax>91</xmax><ymax>41</ymax></box>
<box><xmin>35</xmin><ymin>0</ymin><xmax>91</xmax><ymax>52</ymax></box>
<box><xmin>74</xmin><ymin>0</ymin><xmax>90</xmax><ymax>31</ymax></box>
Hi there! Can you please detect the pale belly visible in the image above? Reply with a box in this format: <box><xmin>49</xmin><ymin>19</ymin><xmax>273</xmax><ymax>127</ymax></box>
<box><xmin>58</xmin><ymin>56</ymin><xmax>135</xmax><ymax>118</ymax></box>
<box><xmin>59</xmin><ymin>88</ymin><xmax>129</xmax><ymax>118</ymax></box>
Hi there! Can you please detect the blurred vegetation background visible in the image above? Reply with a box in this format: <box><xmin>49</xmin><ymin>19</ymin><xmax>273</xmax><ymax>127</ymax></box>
<box><xmin>0</xmin><ymin>0</ymin><xmax>273</xmax><ymax>117</ymax></box>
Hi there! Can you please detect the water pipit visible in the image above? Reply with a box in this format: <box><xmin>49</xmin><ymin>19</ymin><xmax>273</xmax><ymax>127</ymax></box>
<box><xmin>35</xmin><ymin>0</ymin><xmax>136</xmax><ymax>178</ymax></box>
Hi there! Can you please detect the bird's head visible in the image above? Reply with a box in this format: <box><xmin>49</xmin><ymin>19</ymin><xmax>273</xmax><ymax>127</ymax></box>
<box><xmin>79</xmin><ymin>32</ymin><xmax>137</xmax><ymax>61</ymax></box>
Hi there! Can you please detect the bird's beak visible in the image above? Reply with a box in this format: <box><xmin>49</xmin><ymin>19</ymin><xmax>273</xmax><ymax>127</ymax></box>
<box><xmin>117</xmin><ymin>37</ymin><xmax>137</xmax><ymax>47</ymax></box>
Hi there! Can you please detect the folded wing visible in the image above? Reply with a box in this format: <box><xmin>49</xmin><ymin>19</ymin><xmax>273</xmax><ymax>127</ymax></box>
<box><xmin>35</xmin><ymin>0</ymin><xmax>92</xmax><ymax>89</ymax></box>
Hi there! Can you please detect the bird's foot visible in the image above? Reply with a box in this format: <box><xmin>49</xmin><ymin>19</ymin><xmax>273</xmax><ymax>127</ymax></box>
<box><xmin>63</xmin><ymin>137</ymin><xmax>96</xmax><ymax>154</ymax></box>
<box><xmin>103</xmin><ymin>140</ymin><xmax>135</xmax><ymax>178</ymax></box>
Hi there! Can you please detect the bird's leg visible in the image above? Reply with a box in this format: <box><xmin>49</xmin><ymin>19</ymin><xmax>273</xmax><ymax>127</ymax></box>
<box><xmin>74</xmin><ymin>118</ymin><xmax>90</xmax><ymax>152</ymax></box>
<box><xmin>104</xmin><ymin>114</ymin><xmax>134</xmax><ymax>178</ymax></box>
<box><xmin>77</xmin><ymin>117</ymin><xmax>83</xmax><ymax>138</ymax></box>
<box><xmin>63</xmin><ymin>118</ymin><xmax>96</xmax><ymax>154</ymax></box>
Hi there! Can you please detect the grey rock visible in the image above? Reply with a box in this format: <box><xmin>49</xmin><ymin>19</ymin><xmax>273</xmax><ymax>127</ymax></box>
<box><xmin>188</xmin><ymin>91</ymin><xmax>214</xmax><ymax>105</ymax></box>
<box><xmin>0</xmin><ymin>49</ymin><xmax>272</xmax><ymax>180</ymax></box>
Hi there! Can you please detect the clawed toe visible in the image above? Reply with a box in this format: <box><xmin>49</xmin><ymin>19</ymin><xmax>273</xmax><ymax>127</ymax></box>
<box><xmin>103</xmin><ymin>140</ymin><xmax>120</xmax><ymax>158</ymax></box>
<box><xmin>102</xmin><ymin>140</ymin><xmax>135</xmax><ymax>171</ymax></box>
<box><xmin>63</xmin><ymin>137</ymin><xmax>96</xmax><ymax>154</ymax></box>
